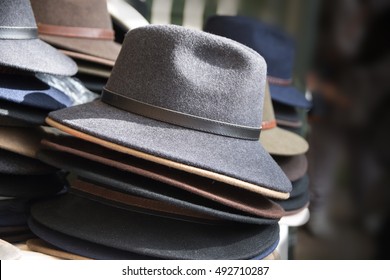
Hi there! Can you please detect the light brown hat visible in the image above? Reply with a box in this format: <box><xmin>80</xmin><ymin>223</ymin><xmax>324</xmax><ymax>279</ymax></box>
<box><xmin>30</xmin><ymin>0</ymin><xmax>121</xmax><ymax>65</ymax></box>
<box><xmin>260</xmin><ymin>82</ymin><xmax>309</xmax><ymax>156</ymax></box>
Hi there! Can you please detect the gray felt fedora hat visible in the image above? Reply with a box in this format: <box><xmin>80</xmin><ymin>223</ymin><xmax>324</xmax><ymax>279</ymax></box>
<box><xmin>0</xmin><ymin>0</ymin><xmax>77</xmax><ymax>76</ymax></box>
<box><xmin>47</xmin><ymin>25</ymin><xmax>291</xmax><ymax>199</ymax></box>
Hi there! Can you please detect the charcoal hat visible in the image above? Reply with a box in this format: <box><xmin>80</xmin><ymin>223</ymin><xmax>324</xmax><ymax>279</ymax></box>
<box><xmin>30</xmin><ymin>193</ymin><xmax>280</xmax><ymax>259</ymax></box>
<box><xmin>47</xmin><ymin>24</ymin><xmax>291</xmax><ymax>199</ymax></box>
<box><xmin>0</xmin><ymin>0</ymin><xmax>77</xmax><ymax>75</ymax></box>
<box><xmin>204</xmin><ymin>15</ymin><xmax>311</xmax><ymax>109</ymax></box>
<box><xmin>0</xmin><ymin>173</ymin><xmax>64</xmax><ymax>198</ymax></box>
<box><xmin>0</xmin><ymin>149</ymin><xmax>56</xmax><ymax>175</ymax></box>
<box><xmin>41</xmin><ymin>136</ymin><xmax>287</xmax><ymax>215</ymax></box>
<box><xmin>259</xmin><ymin>83</ymin><xmax>308</xmax><ymax>156</ymax></box>
<box><xmin>0</xmin><ymin>99</ymin><xmax>48</xmax><ymax>126</ymax></box>
<box><xmin>37</xmin><ymin>149</ymin><xmax>284</xmax><ymax>222</ymax></box>
<box><xmin>274</xmin><ymin>175</ymin><xmax>309</xmax><ymax>213</ymax></box>
<box><xmin>31</xmin><ymin>0</ymin><xmax>121</xmax><ymax>64</ymax></box>
<box><xmin>273</xmin><ymin>154</ymin><xmax>308</xmax><ymax>182</ymax></box>
<box><xmin>0</xmin><ymin>74</ymin><xmax>72</xmax><ymax>111</ymax></box>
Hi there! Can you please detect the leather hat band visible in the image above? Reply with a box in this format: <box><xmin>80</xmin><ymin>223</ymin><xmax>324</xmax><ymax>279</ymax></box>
<box><xmin>101</xmin><ymin>88</ymin><xmax>261</xmax><ymax>140</ymax></box>
<box><xmin>267</xmin><ymin>76</ymin><xmax>292</xmax><ymax>86</ymax></box>
<box><xmin>0</xmin><ymin>27</ymin><xmax>38</xmax><ymax>40</ymax></box>
<box><xmin>261</xmin><ymin>120</ymin><xmax>277</xmax><ymax>130</ymax></box>
<box><xmin>37</xmin><ymin>23</ymin><xmax>115</xmax><ymax>40</ymax></box>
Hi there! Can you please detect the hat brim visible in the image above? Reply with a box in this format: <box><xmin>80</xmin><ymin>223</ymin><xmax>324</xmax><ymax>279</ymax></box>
<box><xmin>0</xmin><ymin>99</ymin><xmax>48</xmax><ymax>126</ymax></box>
<box><xmin>47</xmin><ymin>100</ymin><xmax>292</xmax><ymax>199</ymax></box>
<box><xmin>260</xmin><ymin>126</ymin><xmax>308</xmax><ymax>156</ymax></box>
<box><xmin>31</xmin><ymin>193</ymin><xmax>279</xmax><ymax>259</ymax></box>
<box><xmin>37</xmin><ymin>149</ymin><xmax>283</xmax><ymax>222</ymax></box>
<box><xmin>279</xmin><ymin>207</ymin><xmax>310</xmax><ymax>226</ymax></box>
<box><xmin>0</xmin><ymin>75</ymin><xmax>72</xmax><ymax>111</ymax></box>
<box><xmin>0</xmin><ymin>173</ymin><xmax>64</xmax><ymax>198</ymax></box>
<box><xmin>0</xmin><ymin>39</ymin><xmax>77</xmax><ymax>76</ymax></box>
<box><xmin>0</xmin><ymin>149</ymin><xmax>56</xmax><ymax>175</ymax></box>
<box><xmin>274</xmin><ymin>154</ymin><xmax>308</xmax><ymax>181</ymax></box>
<box><xmin>273</xmin><ymin>101</ymin><xmax>301</xmax><ymax>123</ymax></box>
<box><xmin>0</xmin><ymin>127</ymin><xmax>49</xmax><ymax>158</ymax></box>
<box><xmin>40</xmin><ymin>35</ymin><xmax>121</xmax><ymax>64</ymax></box>
<box><xmin>41</xmin><ymin>136</ymin><xmax>285</xmax><ymax>218</ymax></box>
<box><xmin>269</xmin><ymin>84</ymin><xmax>312</xmax><ymax>109</ymax></box>
<box><xmin>60</xmin><ymin>50</ymin><xmax>116</xmax><ymax>67</ymax></box>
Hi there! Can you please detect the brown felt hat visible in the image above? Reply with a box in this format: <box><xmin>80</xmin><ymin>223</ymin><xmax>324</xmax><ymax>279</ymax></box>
<box><xmin>260</xmin><ymin>82</ymin><xmax>309</xmax><ymax>156</ymax></box>
<box><xmin>30</xmin><ymin>0</ymin><xmax>121</xmax><ymax>64</ymax></box>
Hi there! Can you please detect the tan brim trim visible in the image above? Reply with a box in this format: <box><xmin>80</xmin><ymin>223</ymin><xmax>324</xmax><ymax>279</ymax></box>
<box><xmin>260</xmin><ymin>127</ymin><xmax>309</xmax><ymax>156</ymax></box>
<box><xmin>26</xmin><ymin>239</ymin><xmax>91</xmax><ymax>260</ymax></box>
<box><xmin>60</xmin><ymin>49</ymin><xmax>115</xmax><ymax>67</ymax></box>
<box><xmin>46</xmin><ymin>117</ymin><xmax>290</xmax><ymax>200</ymax></box>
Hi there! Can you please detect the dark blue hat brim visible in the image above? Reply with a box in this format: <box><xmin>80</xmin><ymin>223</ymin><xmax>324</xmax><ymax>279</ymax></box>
<box><xmin>269</xmin><ymin>84</ymin><xmax>312</xmax><ymax>109</ymax></box>
<box><xmin>30</xmin><ymin>193</ymin><xmax>280</xmax><ymax>259</ymax></box>
<box><xmin>0</xmin><ymin>99</ymin><xmax>48</xmax><ymax>126</ymax></box>
<box><xmin>0</xmin><ymin>75</ymin><xmax>72</xmax><ymax>111</ymax></box>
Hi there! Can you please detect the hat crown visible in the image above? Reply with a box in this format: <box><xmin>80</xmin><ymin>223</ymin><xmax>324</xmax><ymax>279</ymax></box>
<box><xmin>205</xmin><ymin>16</ymin><xmax>295</xmax><ymax>80</ymax></box>
<box><xmin>0</xmin><ymin>0</ymin><xmax>36</xmax><ymax>28</ymax></box>
<box><xmin>262</xmin><ymin>82</ymin><xmax>276</xmax><ymax>123</ymax></box>
<box><xmin>106</xmin><ymin>25</ymin><xmax>266</xmax><ymax>128</ymax></box>
<box><xmin>30</xmin><ymin>0</ymin><xmax>113</xmax><ymax>29</ymax></box>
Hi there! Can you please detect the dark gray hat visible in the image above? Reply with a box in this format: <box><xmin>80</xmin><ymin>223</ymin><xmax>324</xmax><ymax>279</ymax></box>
<box><xmin>0</xmin><ymin>0</ymin><xmax>77</xmax><ymax>75</ymax></box>
<box><xmin>47</xmin><ymin>24</ymin><xmax>291</xmax><ymax>199</ymax></box>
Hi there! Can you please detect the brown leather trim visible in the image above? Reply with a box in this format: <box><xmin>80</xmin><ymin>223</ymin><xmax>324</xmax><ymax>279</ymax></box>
<box><xmin>37</xmin><ymin>23</ymin><xmax>114</xmax><ymax>40</ymax></box>
<box><xmin>261</xmin><ymin>120</ymin><xmax>277</xmax><ymax>130</ymax></box>
<box><xmin>267</xmin><ymin>76</ymin><xmax>292</xmax><ymax>86</ymax></box>
<box><xmin>71</xmin><ymin>179</ymin><xmax>217</xmax><ymax>221</ymax></box>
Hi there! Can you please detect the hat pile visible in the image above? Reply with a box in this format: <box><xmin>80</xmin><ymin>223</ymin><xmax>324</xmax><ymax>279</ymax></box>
<box><xmin>204</xmin><ymin>15</ymin><xmax>312</xmax><ymax>134</ymax></box>
<box><xmin>0</xmin><ymin>0</ymin><xmax>76</xmax><ymax>242</ymax></box>
<box><xmin>29</xmin><ymin>24</ymin><xmax>293</xmax><ymax>259</ymax></box>
<box><xmin>31</xmin><ymin>0</ymin><xmax>121</xmax><ymax>94</ymax></box>
<box><xmin>204</xmin><ymin>16</ymin><xmax>311</xmax><ymax>215</ymax></box>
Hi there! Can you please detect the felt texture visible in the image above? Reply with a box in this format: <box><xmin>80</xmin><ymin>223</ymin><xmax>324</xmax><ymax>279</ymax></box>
<box><xmin>47</xmin><ymin>24</ymin><xmax>291</xmax><ymax>195</ymax></box>
<box><xmin>31</xmin><ymin>0</ymin><xmax>121</xmax><ymax>62</ymax></box>
<box><xmin>27</xmin><ymin>238</ymin><xmax>91</xmax><ymax>260</ymax></box>
<box><xmin>0</xmin><ymin>148</ymin><xmax>56</xmax><ymax>175</ymax></box>
<box><xmin>41</xmin><ymin>136</ymin><xmax>286</xmax><ymax>216</ymax></box>
<box><xmin>274</xmin><ymin>175</ymin><xmax>310</xmax><ymax>212</ymax></box>
<box><xmin>273</xmin><ymin>154</ymin><xmax>308</xmax><ymax>182</ymax></box>
<box><xmin>0</xmin><ymin>126</ymin><xmax>50</xmax><ymax>158</ymax></box>
<box><xmin>0</xmin><ymin>173</ymin><xmax>64</xmax><ymax>198</ymax></box>
<box><xmin>0</xmin><ymin>0</ymin><xmax>77</xmax><ymax>76</ymax></box>
<box><xmin>37</xmin><ymin>149</ymin><xmax>282</xmax><ymax>223</ymax></box>
<box><xmin>31</xmin><ymin>193</ymin><xmax>280</xmax><ymax>259</ymax></box>
<box><xmin>0</xmin><ymin>74</ymin><xmax>72</xmax><ymax>110</ymax></box>
<box><xmin>260</xmin><ymin>82</ymin><xmax>308</xmax><ymax>156</ymax></box>
<box><xmin>0</xmin><ymin>99</ymin><xmax>48</xmax><ymax>125</ymax></box>
<box><xmin>0</xmin><ymin>239</ymin><xmax>21</xmax><ymax>260</ymax></box>
<box><xmin>204</xmin><ymin>15</ymin><xmax>312</xmax><ymax>109</ymax></box>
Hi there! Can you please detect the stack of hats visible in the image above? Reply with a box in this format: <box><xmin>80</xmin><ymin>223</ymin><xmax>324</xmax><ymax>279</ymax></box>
<box><xmin>0</xmin><ymin>0</ymin><xmax>77</xmax><ymax>242</ymax></box>
<box><xmin>30</xmin><ymin>0</ymin><xmax>121</xmax><ymax>93</ymax></box>
<box><xmin>204</xmin><ymin>16</ymin><xmax>311</xmax><ymax>216</ymax></box>
<box><xmin>29</xmin><ymin>24</ymin><xmax>293</xmax><ymax>259</ymax></box>
<box><xmin>204</xmin><ymin>15</ymin><xmax>312</xmax><ymax>134</ymax></box>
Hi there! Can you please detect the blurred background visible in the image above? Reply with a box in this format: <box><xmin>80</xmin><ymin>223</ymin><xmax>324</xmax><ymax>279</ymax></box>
<box><xmin>120</xmin><ymin>0</ymin><xmax>390</xmax><ymax>259</ymax></box>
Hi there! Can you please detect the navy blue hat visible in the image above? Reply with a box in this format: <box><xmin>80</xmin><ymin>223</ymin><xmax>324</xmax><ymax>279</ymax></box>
<box><xmin>204</xmin><ymin>15</ymin><xmax>312</xmax><ymax>109</ymax></box>
<box><xmin>0</xmin><ymin>74</ymin><xmax>72</xmax><ymax>110</ymax></box>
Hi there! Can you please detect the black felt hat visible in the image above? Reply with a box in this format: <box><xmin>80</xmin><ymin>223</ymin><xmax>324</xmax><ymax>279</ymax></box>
<box><xmin>46</xmin><ymin>24</ymin><xmax>291</xmax><ymax>200</ymax></box>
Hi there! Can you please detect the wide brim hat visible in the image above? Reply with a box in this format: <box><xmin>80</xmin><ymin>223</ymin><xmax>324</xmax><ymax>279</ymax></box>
<box><xmin>31</xmin><ymin>0</ymin><xmax>121</xmax><ymax>65</ymax></box>
<box><xmin>0</xmin><ymin>74</ymin><xmax>72</xmax><ymax>111</ymax></box>
<box><xmin>0</xmin><ymin>0</ymin><xmax>77</xmax><ymax>76</ymax></box>
<box><xmin>41</xmin><ymin>136</ymin><xmax>285</xmax><ymax>219</ymax></box>
<box><xmin>259</xmin><ymin>83</ymin><xmax>308</xmax><ymax>156</ymax></box>
<box><xmin>47</xmin><ymin>25</ymin><xmax>292</xmax><ymax>200</ymax></box>
<box><xmin>273</xmin><ymin>154</ymin><xmax>308</xmax><ymax>182</ymax></box>
<box><xmin>30</xmin><ymin>193</ymin><xmax>280</xmax><ymax>259</ymax></box>
<box><xmin>37</xmin><ymin>149</ymin><xmax>284</xmax><ymax>222</ymax></box>
<box><xmin>274</xmin><ymin>175</ymin><xmax>309</xmax><ymax>214</ymax></box>
<box><xmin>0</xmin><ymin>148</ymin><xmax>56</xmax><ymax>175</ymax></box>
<box><xmin>269</xmin><ymin>84</ymin><xmax>312</xmax><ymax>109</ymax></box>
<box><xmin>0</xmin><ymin>99</ymin><xmax>48</xmax><ymax>126</ymax></box>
